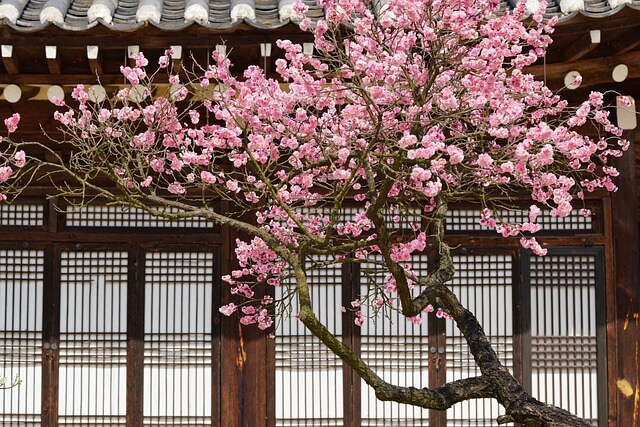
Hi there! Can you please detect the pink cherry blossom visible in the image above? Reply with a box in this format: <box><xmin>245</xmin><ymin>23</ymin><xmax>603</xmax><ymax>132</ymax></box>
<box><xmin>134</xmin><ymin>52</ymin><xmax>148</xmax><ymax>67</ymax></box>
<box><xmin>12</xmin><ymin>150</ymin><xmax>25</xmax><ymax>168</ymax></box>
<box><xmin>435</xmin><ymin>308</ymin><xmax>453</xmax><ymax>320</ymax></box>
<box><xmin>226</xmin><ymin>180</ymin><xmax>240</xmax><ymax>192</ymax></box>
<box><xmin>219</xmin><ymin>303</ymin><xmax>238</xmax><ymax>316</ymax></box>
<box><xmin>159</xmin><ymin>55</ymin><xmax>170</xmax><ymax>68</ymax></box>
<box><xmin>201</xmin><ymin>171</ymin><xmax>216</xmax><ymax>184</ymax></box>
<box><xmin>408</xmin><ymin>316</ymin><xmax>422</xmax><ymax>325</ymax></box>
<box><xmin>71</xmin><ymin>85</ymin><xmax>89</xmax><ymax>104</ymax></box>
<box><xmin>4</xmin><ymin>113</ymin><xmax>20</xmax><ymax>133</ymax></box>
<box><xmin>354</xmin><ymin>311</ymin><xmax>365</xmax><ymax>327</ymax></box>
<box><xmin>0</xmin><ymin>166</ymin><xmax>12</xmax><ymax>183</ymax></box>
<box><xmin>167</xmin><ymin>182</ymin><xmax>186</xmax><ymax>194</ymax></box>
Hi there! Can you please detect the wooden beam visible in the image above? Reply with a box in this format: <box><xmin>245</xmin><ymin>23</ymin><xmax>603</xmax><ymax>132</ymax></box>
<box><xmin>561</xmin><ymin>30</ymin><xmax>600</xmax><ymax>63</ymax></box>
<box><xmin>553</xmin><ymin>16</ymin><xmax>640</xmax><ymax>36</ymax></box>
<box><xmin>86</xmin><ymin>45</ymin><xmax>102</xmax><ymax>76</ymax></box>
<box><xmin>0</xmin><ymin>74</ymin><xmax>166</xmax><ymax>85</ymax></box>
<box><xmin>0</xmin><ymin>31</ymin><xmax>313</xmax><ymax>50</ymax></box>
<box><xmin>608</xmin><ymin>28</ymin><xmax>640</xmax><ymax>56</ymax></box>
<box><xmin>1</xmin><ymin>45</ymin><xmax>19</xmax><ymax>74</ymax></box>
<box><xmin>303</xmin><ymin>42</ymin><xmax>314</xmax><ymax>56</ymax></box>
<box><xmin>20</xmin><ymin>85</ymin><xmax>40</xmax><ymax>100</ymax></box>
<box><xmin>45</xmin><ymin>45</ymin><xmax>61</xmax><ymax>75</ymax></box>
<box><xmin>46</xmin><ymin>85</ymin><xmax>65</xmax><ymax>104</ymax></box>
<box><xmin>342</xmin><ymin>260</ymin><xmax>362</xmax><ymax>427</ymax></box>
<box><xmin>87</xmin><ymin>85</ymin><xmax>107</xmax><ymax>103</ymax></box>
<box><xmin>220</xmin><ymin>208</ymin><xmax>269</xmax><ymax>427</ymax></box>
<box><xmin>526</xmin><ymin>50</ymin><xmax>640</xmax><ymax>89</ymax></box>
<box><xmin>609</xmin><ymin>130</ymin><xmax>640</xmax><ymax>427</ymax></box>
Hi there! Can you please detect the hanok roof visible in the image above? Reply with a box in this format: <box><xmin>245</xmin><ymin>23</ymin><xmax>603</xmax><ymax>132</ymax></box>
<box><xmin>0</xmin><ymin>0</ymin><xmax>324</xmax><ymax>31</ymax></box>
<box><xmin>544</xmin><ymin>0</ymin><xmax>640</xmax><ymax>20</ymax></box>
<box><xmin>0</xmin><ymin>0</ymin><xmax>638</xmax><ymax>32</ymax></box>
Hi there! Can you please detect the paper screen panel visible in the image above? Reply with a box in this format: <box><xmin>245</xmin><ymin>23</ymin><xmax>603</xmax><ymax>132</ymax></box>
<box><xmin>58</xmin><ymin>251</ymin><xmax>128</xmax><ymax>426</ymax></box>
<box><xmin>529</xmin><ymin>253</ymin><xmax>600</xmax><ymax>426</ymax></box>
<box><xmin>65</xmin><ymin>205</ymin><xmax>213</xmax><ymax>229</ymax></box>
<box><xmin>360</xmin><ymin>254</ymin><xmax>431</xmax><ymax>426</ymax></box>
<box><xmin>275</xmin><ymin>256</ymin><xmax>344</xmax><ymax>426</ymax></box>
<box><xmin>446</xmin><ymin>209</ymin><xmax>592</xmax><ymax>233</ymax></box>
<box><xmin>0</xmin><ymin>249</ymin><xmax>44</xmax><ymax>426</ymax></box>
<box><xmin>143</xmin><ymin>251</ymin><xmax>214</xmax><ymax>426</ymax></box>
<box><xmin>0</xmin><ymin>204</ymin><xmax>44</xmax><ymax>227</ymax></box>
<box><xmin>446</xmin><ymin>254</ymin><xmax>513</xmax><ymax>426</ymax></box>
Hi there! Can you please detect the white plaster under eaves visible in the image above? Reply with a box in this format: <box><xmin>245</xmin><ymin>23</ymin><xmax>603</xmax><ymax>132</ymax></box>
<box><xmin>40</xmin><ymin>6</ymin><xmax>64</xmax><ymax>23</ymax></box>
<box><xmin>136</xmin><ymin>4</ymin><xmax>161</xmax><ymax>24</ymax></box>
<box><xmin>88</xmin><ymin>3</ymin><xmax>113</xmax><ymax>23</ymax></box>
<box><xmin>524</xmin><ymin>0</ymin><xmax>540</xmax><ymax>15</ymax></box>
<box><xmin>184</xmin><ymin>3</ymin><xmax>208</xmax><ymax>23</ymax></box>
<box><xmin>0</xmin><ymin>4</ymin><xmax>20</xmax><ymax>23</ymax></box>
<box><xmin>608</xmin><ymin>0</ymin><xmax>632</xmax><ymax>8</ymax></box>
<box><xmin>278</xmin><ymin>0</ymin><xmax>299</xmax><ymax>21</ymax></box>
<box><xmin>559</xmin><ymin>0</ymin><xmax>585</xmax><ymax>14</ymax></box>
<box><xmin>230</xmin><ymin>4</ymin><xmax>255</xmax><ymax>22</ymax></box>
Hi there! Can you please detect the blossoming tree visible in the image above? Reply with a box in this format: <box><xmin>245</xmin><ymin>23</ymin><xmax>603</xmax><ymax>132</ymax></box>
<box><xmin>0</xmin><ymin>0</ymin><xmax>628</xmax><ymax>424</ymax></box>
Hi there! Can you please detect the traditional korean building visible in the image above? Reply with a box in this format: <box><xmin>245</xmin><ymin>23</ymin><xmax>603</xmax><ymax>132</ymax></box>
<box><xmin>0</xmin><ymin>0</ymin><xmax>638</xmax><ymax>426</ymax></box>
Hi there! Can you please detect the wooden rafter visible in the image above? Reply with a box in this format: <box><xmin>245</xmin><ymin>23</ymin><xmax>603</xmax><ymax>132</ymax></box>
<box><xmin>87</xmin><ymin>45</ymin><xmax>102</xmax><ymax>77</ymax></box>
<box><xmin>127</xmin><ymin>45</ymin><xmax>140</xmax><ymax>68</ymax></box>
<box><xmin>171</xmin><ymin>45</ymin><xmax>183</xmax><ymax>74</ymax></box>
<box><xmin>1</xmin><ymin>45</ymin><xmax>19</xmax><ymax>74</ymax></box>
<box><xmin>45</xmin><ymin>46</ymin><xmax>62</xmax><ymax>75</ymax></box>
<box><xmin>560</xmin><ymin>30</ymin><xmax>600</xmax><ymax>63</ymax></box>
<box><xmin>260</xmin><ymin>43</ymin><xmax>271</xmax><ymax>75</ymax></box>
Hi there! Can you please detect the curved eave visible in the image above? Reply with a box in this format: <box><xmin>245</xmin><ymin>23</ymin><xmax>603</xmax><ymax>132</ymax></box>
<box><xmin>0</xmin><ymin>1</ymin><xmax>638</xmax><ymax>36</ymax></box>
<box><xmin>555</xmin><ymin>3</ymin><xmax>640</xmax><ymax>23</ymax></box>
<box><xmin>0</xmin><ymin>16</ymin><xmax>306</xmax><ymax>36</ymax></box>
<box><xmin>144</xmin><ymin>16</ymin><xmax>299</xmax><ymax>31</ymax></box>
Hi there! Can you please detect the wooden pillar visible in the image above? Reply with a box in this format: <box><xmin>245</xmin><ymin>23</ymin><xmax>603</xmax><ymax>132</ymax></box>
<box><xmin>126</xmin><ymin>248</ymin><xmax>145</xmax><ymax>427</ymax></box>
<box><xmin>609</xmin><ymin>130</ymin><xmax>640</xmax><ymax>426</ymax></box>
<box><xmin>428</xmin><ymin>245</ymin><xmax>447</xmax><ymax>427</ymax></box>
<box><xmin>342</xmin><ymin>261</ymin><xmax>361</xmax><ymax>426</ymax></box>
<box><xmin>212</xmin><ymin>247</ymin><xmax>223</xmax><ymax>427</ymax></box>
<box><xmin>41</xmin><ymin>244</ymin><xmax>60</xmax><ymax>427</ymax></box>
<box><xmin>220</xmin><ymin>205</ymin><xmax>270</xmax><ymax>427</ymax></box>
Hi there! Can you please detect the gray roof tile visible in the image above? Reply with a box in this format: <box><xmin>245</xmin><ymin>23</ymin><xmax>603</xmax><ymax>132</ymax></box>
<box><xmin>0</xmin><ymin>0</ymin><xmax>637</xmax><ymax>32</ymax></box>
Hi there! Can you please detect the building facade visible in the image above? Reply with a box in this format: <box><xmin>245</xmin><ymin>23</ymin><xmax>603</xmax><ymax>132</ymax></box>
<box><xmin>0</xmin><ymin>0</ymin><xmax>638</xmax><ymax>426</ymax></box>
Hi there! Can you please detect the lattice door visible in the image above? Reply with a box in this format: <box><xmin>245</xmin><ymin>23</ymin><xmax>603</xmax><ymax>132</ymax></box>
<box><xmin>523</xmin><ymin>248</ymin><xmax>605</xmax><ymax>427</ymax></box>
<box><xmin>446</xmin><ymin>254</ymin><xmax>514</xmax><ymax>427</ymax></box>
<box><xmin>0</xmin><ymin>249</ymin><xmax>44</xmax><ymax>426</ymax></box>
<box><xmin>143</xmin><ymin>251</ymin><xmax>215</xmax><ymax>426</ymax></box>
<box><xmin>58</xmin><ymin>250</ymin><xmax>128</xmax><ymax>426</ymax></box>
<box><xmin>275</xmin><ymin>256</ymin><xmax>345</xmax><ymax>427</ymax></box>
<box><xmin>359</xmin><ymin>254</ymin><xmax>431</xmax><ymax>427</ymax></box>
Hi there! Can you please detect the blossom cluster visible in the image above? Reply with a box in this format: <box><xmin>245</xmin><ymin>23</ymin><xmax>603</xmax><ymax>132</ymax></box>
<box><xmin>0</xmin><ymin>113</ymin><xmax>25</xmax><ymax>201</ymax></box>
<box><xmin>1</xmin><ymin>0</ymin><xmax>628</xmax><ymax>330</ymax></box>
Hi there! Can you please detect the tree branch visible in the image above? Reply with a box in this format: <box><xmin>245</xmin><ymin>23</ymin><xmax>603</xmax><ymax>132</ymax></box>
<box><xmin>292</xmin><ymin>258</ymin><xmax>496</xmax><ymax>411</ymax></box>
<box><xmin>374</xmin><ymin>376</ymin><xmax>494</xmax><ymax>410</ymax></box>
